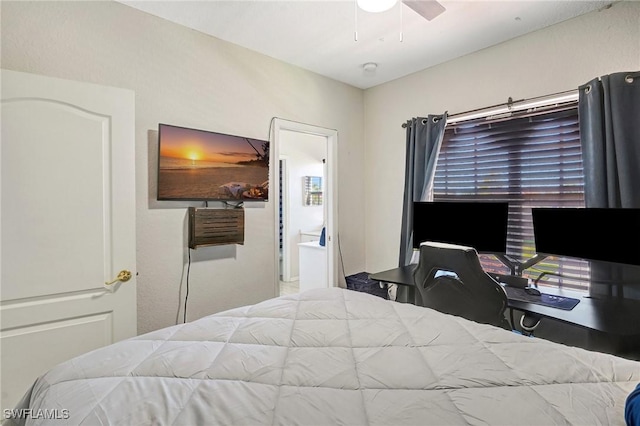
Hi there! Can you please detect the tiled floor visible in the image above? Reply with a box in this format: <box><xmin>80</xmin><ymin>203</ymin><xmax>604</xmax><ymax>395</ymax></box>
<box><xmin>279</xmin><ymin>280</ymin><xmax>299</xmax><ymax>296</ymax></box>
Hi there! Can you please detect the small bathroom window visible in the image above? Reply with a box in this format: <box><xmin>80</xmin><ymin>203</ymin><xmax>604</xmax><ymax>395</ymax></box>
<box><xmin>303</xmin><ymin>176</ymin><xmax>323</xmax><ymax>206</ymax></box>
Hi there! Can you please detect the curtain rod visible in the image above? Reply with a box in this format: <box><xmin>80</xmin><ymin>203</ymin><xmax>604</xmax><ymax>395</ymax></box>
<box><xmin>401</xmin><ymin>89</ymin><xmax>578</xmax><ymax>128</ymax></box>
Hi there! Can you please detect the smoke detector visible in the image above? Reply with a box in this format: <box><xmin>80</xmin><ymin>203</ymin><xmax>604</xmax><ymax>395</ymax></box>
<box><xmin>363</xmin><ymin>62</ymin><xmax>378</xmax><ymax>72</ymax></box>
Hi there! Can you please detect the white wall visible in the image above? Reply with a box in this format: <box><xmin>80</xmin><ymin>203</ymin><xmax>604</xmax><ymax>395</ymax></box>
<box><xmin>363</xmin><ymin>1</ymin><xmax>640</xmax><ymax>273</ymax></box>
<box><xmin>1</xmin><ymin>0</ymin><xmax>366</xmax><ymax>334</ymax></box>
<box><xmin>280</xmin><ymin>131</ymin><xmax>326</xmax><ymax>280</ymax></box>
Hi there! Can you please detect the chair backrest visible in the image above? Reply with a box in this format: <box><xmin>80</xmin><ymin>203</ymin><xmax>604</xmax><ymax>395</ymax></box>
<box><xmin>413</xmin><ymin>242</ymin><xmax>510</xmax><ymax>329</ymax></box>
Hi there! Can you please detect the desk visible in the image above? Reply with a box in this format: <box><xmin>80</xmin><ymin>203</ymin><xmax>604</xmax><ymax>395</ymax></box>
<box><xmin>369</xmin><ymin>265</ymin><xmax>418</xmax><ymax>304</ymax></box>
<box><xmin>369</xmin><ymin>266</ymin><xmax>640</xmax><ymax>337</ymax></box>
<box><xmin>507</xmin><ymin>286</ymin><xmax>640</xmax><ymax>336</ymax></box>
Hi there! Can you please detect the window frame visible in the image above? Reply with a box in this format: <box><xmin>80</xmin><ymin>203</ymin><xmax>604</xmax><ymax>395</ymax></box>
<box><xmin>432</xmin><ymin>101</ymin><xmax>590</xmax><ymax>291</ymax></box>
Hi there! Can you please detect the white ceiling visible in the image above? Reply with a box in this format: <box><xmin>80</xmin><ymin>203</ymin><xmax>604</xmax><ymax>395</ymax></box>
<box><xmin>120</xmin><ymin>0</ymin><xmax>612</xmax><ymax>89</ymax></box>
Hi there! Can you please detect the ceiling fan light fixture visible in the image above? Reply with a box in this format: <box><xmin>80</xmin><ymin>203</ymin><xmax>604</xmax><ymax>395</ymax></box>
<box><xmin>357</xmin><ymin>0</ymin><xmax>398</xmax><ymax>13</ymax></box>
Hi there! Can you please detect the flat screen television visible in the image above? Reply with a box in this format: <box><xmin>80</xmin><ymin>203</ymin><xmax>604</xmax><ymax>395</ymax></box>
<box><xmin>412</xmin><ymin>201</ymin><xmax>509</xmax><ymax>253</ymax></box>
<box><xmin>157</xmin><ymin>124</ymin><xmax>269</xmax><ymax>202</ymax></box>
<box><xmin>532</xmin><ymin>207</ymin><xmax>640</xmax><ymax>266</ymax></box>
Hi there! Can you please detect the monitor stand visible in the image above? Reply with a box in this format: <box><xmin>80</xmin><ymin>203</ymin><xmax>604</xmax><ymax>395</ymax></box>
<box><xmin>496</xmin><ymin>254</ymin><xmax>547</xmax><ymax>276</ymax></box>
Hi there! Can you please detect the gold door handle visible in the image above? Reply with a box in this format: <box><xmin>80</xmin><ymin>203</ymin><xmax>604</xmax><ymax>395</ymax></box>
<box><xmin>105</xmin><ymin>270</ymin><xmax>132</xmax><ymax>285</ymax></box>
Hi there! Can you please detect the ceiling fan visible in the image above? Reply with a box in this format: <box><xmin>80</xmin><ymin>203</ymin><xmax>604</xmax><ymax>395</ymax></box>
<box><xmin>357</xmin><ymin>0</ymin><xmax>446</xmax><ymax>21</ymax></box>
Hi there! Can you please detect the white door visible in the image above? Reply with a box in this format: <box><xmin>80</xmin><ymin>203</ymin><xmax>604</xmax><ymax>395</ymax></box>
<box><xmin>273</xmin><ymin>119</ymin><xmax>338</xmax><ymax>295</ymax></box>
<box><xmin>0</xmin><ymin>70</ymin><xmax>136</xmax><ymax>408</ymax></box>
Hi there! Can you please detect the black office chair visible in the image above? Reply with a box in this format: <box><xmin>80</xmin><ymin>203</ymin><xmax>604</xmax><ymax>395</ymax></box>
<box><xmin>413</xmin><ymin>242</ymin><xmax>511</xmax><ymax>330</ymax></box>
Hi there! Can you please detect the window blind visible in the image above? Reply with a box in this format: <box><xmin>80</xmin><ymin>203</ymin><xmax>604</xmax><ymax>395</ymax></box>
<box><xmin>433</xmin><ymin>105</ymin><xmax>590</xmax><ymax>290</ymax></box>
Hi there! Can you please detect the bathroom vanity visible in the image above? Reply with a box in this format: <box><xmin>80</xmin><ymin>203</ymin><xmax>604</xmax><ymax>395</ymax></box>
<box><xmin>298</xmin><ymin>241</ymin><xmax>327</xmax><ymax>291</ymax></box>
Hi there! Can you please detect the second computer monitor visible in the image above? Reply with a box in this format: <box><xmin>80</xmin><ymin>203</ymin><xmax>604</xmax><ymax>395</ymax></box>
<box><xmin>412</xmin><ymin>201</ymin><xmax>509</xmax><ymax>254</ymax></box>
<box><xmin>532</xmin><ymin>207</ymin><xmax>640</xmax><ymax>267</ymax></box>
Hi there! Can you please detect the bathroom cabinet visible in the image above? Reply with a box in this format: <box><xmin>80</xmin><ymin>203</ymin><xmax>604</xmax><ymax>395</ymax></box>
<box><xmin>298</xmin><ymin>241</ymin><xmax>327</xmax><ymax>292</ymax></box>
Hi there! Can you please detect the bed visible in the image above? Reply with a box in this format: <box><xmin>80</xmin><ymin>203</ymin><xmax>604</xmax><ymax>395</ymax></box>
<box><xmin>10</xmin><ymin>287</ymin><xmax>640</xmax><ymax>425</ymax></box>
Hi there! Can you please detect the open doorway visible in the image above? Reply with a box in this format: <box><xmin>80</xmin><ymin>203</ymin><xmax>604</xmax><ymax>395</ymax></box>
<box><xmin>272</xmin><ymin>119</ymin><xmax>337</xmax><ymax>296</ymax></box>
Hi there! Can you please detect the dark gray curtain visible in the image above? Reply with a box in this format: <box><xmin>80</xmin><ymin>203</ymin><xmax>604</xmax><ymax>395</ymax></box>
<box><xmin>398</xmin><ymin>113</ymin><xmax>448</xmax><ymax>268</ymax></box>
<box><xmin>578</xmin><ymin>71</ymin><xmax>640</xmax><ymax>298</ymax></box>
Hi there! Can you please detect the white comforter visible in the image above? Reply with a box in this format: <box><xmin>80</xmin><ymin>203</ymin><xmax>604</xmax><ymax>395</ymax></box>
<box><xmin>12</xmin><ymin>288</ymin><xmax>640</xmax><ymax>425</ymax></box>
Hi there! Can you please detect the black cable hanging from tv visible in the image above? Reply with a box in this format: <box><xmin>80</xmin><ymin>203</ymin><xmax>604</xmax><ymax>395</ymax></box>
<box><xmin>183</xmin><ymin>248</ymin><xmax>191</xmax><ymax>324</ymax></box>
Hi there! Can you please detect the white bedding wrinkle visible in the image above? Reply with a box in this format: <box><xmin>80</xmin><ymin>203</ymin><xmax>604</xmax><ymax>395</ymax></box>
<box><xmin>9</xmin><ymin>288</ymin><xmax>640</xmax><ymax>425</ymax></box>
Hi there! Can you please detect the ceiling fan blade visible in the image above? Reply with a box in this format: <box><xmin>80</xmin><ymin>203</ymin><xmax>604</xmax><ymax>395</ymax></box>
<box><xmin>404</xmin><ymin>0</ymin><xmax>446</xmax><ymax>21</ymax></box>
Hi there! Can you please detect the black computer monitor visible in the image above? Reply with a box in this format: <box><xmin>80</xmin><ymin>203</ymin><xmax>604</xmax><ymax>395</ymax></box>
<box><xmin>412</xmin><ymin>201</ymin><xmax>509</xmax><ymax>253</ymax></box>
<box><xmin>532</xmin><ymin>207</ymin><xmax>640</xmax><ymax>266</ymax></box>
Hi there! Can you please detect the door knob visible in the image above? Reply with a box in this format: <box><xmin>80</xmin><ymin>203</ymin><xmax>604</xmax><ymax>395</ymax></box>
<box><xmin>105</xmin><ymin>270</ymin><xmax>132</xmax><ymax>285</ymax></box>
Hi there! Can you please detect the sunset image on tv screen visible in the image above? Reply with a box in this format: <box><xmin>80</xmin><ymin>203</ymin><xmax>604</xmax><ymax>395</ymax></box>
<box><xmin>158</xmin><ymin>124</ymin><xmax>269</xmax><ymax>201</ymax></box>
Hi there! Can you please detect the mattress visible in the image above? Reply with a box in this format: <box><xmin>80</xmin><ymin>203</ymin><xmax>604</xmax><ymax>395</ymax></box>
<box><xmin>10</xmin><ymin>287</ymin><xmax>640</xmax><ymax>425</ymax></box>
